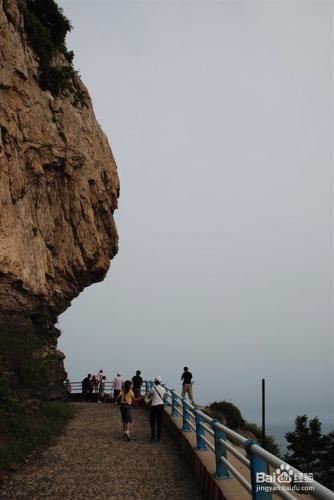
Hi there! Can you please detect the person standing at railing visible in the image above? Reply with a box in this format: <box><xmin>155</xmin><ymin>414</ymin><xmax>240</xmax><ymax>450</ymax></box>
<box><xmin>148</xmin><ymin>376</ymin><xmax>166</xmax><ymax>442</ymax></box>
<box><xmin>65</xmin><ymin>378</ymin><xmax>72</xmax><ymax>393</ymax></box>
<box><xmin>97</xmin><ymin>375</ymin><xmax>107</xmax><ymax>403</ymax></box>
<box><xmin>132</xmin><ymin>370</ymin><xmax>143</xmax><ymax>409</ymax></box>
<box><xmin>181</xmin><ymin>367</ymin><xmax>194</xmax><ymax>404</ymax></box>
<box><xmin>88</xmin><ymin>375</ymin><xmax>94</xmax><ymax>400</ymax></box>
<box><xmin>81</xmin><ymin>373</ymin><xmax>91</xmax><ymax>401</ymax></box>
<box><xmin>95</xmin><ymin>369</ymin><xmax>104</xmax><ymax>387</ymax></box>
<box><xmin>91</xmin><ymin>375</ymin><xmax>99</xmax><ymax>394</ymax></box>
<box><xmin>112</xmin><ymin>373</ymin><xmax>123</xmax><ymax>406</ymax></box>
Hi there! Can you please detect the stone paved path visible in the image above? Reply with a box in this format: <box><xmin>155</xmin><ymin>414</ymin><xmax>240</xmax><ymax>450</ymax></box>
<box><xmin>0</xmin><ymin>403</ymin><xmax>202</xmax><ymax>499</ymax></box>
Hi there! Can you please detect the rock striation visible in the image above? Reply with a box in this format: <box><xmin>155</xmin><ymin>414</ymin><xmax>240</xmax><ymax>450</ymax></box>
<box><xmin>0</xmin><ymin>0</ymin><xmax>119</xmax><ymax>398</ymax></box>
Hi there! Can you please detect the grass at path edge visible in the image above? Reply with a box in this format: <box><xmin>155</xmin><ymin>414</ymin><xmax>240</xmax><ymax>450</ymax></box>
<box><xmin>0</xmin><ymin>400</ymin><xmax>75</xmax><ymax>471</ymax></box>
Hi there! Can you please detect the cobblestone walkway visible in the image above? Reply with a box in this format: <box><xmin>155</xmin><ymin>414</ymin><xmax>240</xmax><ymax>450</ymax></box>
<box><xmin>0</xmin><ymin>403</ymin><xmax>202</xmax><ymax>499</ymax></box>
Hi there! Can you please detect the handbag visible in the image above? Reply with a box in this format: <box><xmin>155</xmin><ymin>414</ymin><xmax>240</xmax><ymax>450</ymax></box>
<box><xmin>153</xmin><ymin>385</ymin><xmax>165</xmax><ymax>404</ymax></box>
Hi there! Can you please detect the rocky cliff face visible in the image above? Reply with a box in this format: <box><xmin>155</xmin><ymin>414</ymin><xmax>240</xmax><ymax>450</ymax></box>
<box><xmin>0</xmin><ymin>0</ymin><xmax>119</xmax><ymax>398</ymax></box>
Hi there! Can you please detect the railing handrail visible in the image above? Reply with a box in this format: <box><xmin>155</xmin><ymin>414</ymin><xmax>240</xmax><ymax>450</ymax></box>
<box><xmin>162</xmin><ymin>384</ymin><xmax>334</xmax><ymax>500</ymax></box>
<box><xmin>196</xmin><ymin>408</ymin><xmax>248</xmax><ymax>446</ymax></box>
<box><xmin>249</xmin><ymin>442</ymin><xmax>334</xmax><ymax>500</ymax></box>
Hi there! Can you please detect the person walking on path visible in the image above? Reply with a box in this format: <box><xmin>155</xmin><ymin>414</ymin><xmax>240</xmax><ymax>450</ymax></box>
<box><xmin>149</xmin><ymin>376</ymin><xmax>166</xmax><ymax>442</ymax></box>
<box><xmin>115</xmin><ymin>380</ymin><xmax>143</xmax><ymax>441</ymax></box>
<box><xmin>113</xmin><ymin>373</ymin><xmax>123</xmax><ymax>405</ymax></box>
<box><xmin>132</xmin><ymin>370</ymin><xmax>143</xmax><ymax>408</ymax></box>
<box><xmin>181</xmin><ymin>367</ymin><xmax>194</xmax><ymax>404</ymax></box>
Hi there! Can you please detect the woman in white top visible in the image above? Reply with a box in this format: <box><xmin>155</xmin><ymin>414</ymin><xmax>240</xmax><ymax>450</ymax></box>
<box><xmin>113</xmin><ymin>373</ymin><xmax>123</xmax><ymax>406</ymax></box>
<box><xmin>149</xmin><ymin>376</ymin><xmax>166</xmax><ymax>442</ymax></box>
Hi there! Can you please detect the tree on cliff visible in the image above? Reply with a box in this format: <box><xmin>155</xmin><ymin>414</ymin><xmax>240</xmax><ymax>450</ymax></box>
<box><xmin>3</xmin><ymin>0</ymin><xmax>84</xmax><ymax>99</ymax></box>
<box><xmin>284</xmin><ymin>415</ymin><xmax>334</xmax><ymax>490</ymax></box>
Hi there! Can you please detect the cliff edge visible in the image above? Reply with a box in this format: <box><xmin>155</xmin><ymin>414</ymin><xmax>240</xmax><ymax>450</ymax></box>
<box><xmin>0</xmin><ymin>0</ymin><xmax>119</xmax><ymax>398</ymax></box>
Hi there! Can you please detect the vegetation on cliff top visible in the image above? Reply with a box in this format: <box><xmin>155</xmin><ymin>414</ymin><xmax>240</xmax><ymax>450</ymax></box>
<box><xmin>3</xmin><ymin>0</ymin><xmax>85</xmax><ymax>103</ymax></box>
<box><xmin>204</xmin><ymin>400</ymin><xmax>281</xmax><ymax>456</ymax></box>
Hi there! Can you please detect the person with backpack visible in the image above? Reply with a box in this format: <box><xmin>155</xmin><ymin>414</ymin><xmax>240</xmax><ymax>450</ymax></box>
<box><xmin>149</xmin><ymin>376</ymin><xmax>166</xmax><ymax>442</ymax></box>
<box><xmin>115</xmin><ymin>380</ymin><xmax>143</xmax><ymax>441</ymax></box>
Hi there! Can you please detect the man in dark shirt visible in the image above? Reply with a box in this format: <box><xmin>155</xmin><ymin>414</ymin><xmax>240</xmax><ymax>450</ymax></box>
<box><xmin>81</xmin><ymin>374</ymin><xmax>91</xmax><ymax>401</ymax></box>
<box><xmin>132</xmin><ymin>370</ymin><xmax>143</xmax><ymax>402</ymax></box>
<box><xmin>181</xmin><ymin>367</ymin><xmax>194</xmax><ymax>404</ymax></box>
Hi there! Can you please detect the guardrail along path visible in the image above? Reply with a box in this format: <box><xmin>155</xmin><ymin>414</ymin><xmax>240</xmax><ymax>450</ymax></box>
<box><xmin>0</xmin><ymin>403</ymin><xmax>202</xmax><ymax>500</ymax></box>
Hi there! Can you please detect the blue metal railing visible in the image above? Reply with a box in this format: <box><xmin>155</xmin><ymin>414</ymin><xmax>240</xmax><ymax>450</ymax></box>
<box><xmin>65</xmin><ymin>381</ymin><xmax>114</xmax><ymax>393</ymax></box>
<box><xmin>159</xmin><ymin>384</ymin><xmax>334</xmax><ymax>500</ymax></box>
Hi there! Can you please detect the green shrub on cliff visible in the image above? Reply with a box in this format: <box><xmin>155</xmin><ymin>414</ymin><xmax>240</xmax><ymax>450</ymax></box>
<box><xmin>16</xmin><ymin>0</ymin><xmax>81</xmax><ymax>99</ymax></box>
<box><xmin>243</xmin><ymin>420</ymin><xmax>280</xmax><ymax>456</ymax></box>
<box><xmin>26</xmin><ymin>0</ymin><xmax>71</xmax><ymax>48</ymax></box>
<box><xmin>204</xmin><ymin>400</ymin><xmax>280</xmax><ymax>457</ymax></box>
<box><xmin>208</xmin><ymin>400</ymin><xmax>244</xmax><ymax>429</ymax></box>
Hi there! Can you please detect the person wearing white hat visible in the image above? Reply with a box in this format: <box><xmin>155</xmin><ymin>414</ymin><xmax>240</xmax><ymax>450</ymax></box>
<box><xmin>149</xmin><ymin>376</ymin><xmax>166</xmax><ymax>442</ymax></box>
<box><xmin>112</xmin><ymin>372</ymin><xmax>123</xmax><ymax>406</ymax></box>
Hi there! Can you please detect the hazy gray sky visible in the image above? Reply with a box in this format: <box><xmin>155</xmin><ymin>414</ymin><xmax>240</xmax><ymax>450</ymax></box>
<box><xmin>58</xmin><ymin>0</ymin><xmax>333</xmax><ymax>426</ymax></box>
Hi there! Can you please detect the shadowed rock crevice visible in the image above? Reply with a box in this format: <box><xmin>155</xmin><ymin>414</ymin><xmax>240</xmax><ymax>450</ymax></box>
<box><xmin>0</xmin><ymin>0</ymin><xmax>119</xmax><ymax>400</ymax></box>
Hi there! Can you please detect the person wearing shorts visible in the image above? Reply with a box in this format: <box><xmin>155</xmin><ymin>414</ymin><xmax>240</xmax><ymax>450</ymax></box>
<box><xmin>116</xmin><ymin>380</ymin><xmax>142</xmax><ymax>441</ymax></box>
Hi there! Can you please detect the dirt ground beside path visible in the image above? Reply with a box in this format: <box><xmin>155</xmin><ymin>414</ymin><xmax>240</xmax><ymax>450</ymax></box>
<box><xmin>0</xmin><ymin>403</ymin><xmax>202</xmax><ymax>500</ymax></box>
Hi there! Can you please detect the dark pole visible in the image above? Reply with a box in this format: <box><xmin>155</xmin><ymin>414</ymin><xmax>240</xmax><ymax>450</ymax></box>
<box><xmin>261</xmin><ymin>378</ymin><xmax>265</xmax><ymax>449</ymax></box>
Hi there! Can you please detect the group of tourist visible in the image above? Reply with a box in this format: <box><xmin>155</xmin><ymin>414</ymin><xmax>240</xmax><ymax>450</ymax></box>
<box><xmin>81</xmin><ymin>370</ymin><xmax>108</xmax><ymax>402</ymax></box>
<box><xmin>78</xmin><ymin>367</ymin><xmax>194</xmax><ymax>442</ymax></box>
<box><xmin>80</xmin><ymin>369</ymin><xmax>145</xmax><ymax>404</ymax></box>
